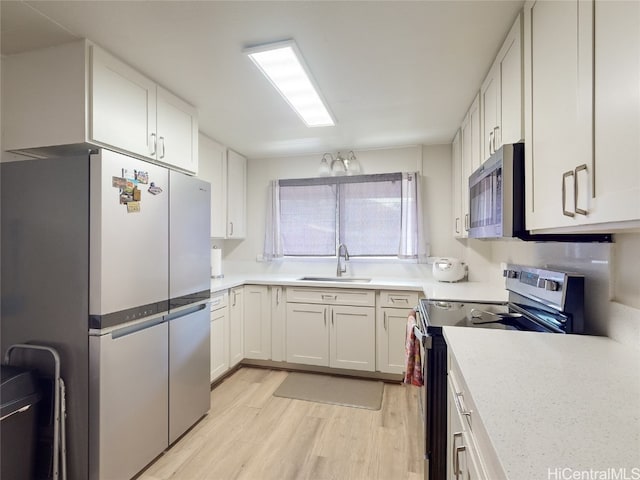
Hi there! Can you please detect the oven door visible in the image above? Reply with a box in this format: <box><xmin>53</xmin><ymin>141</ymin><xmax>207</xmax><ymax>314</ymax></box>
<box><xmin>413</xmin><ymin>310</ymin><xmax>430</xmax><ymax>480</ymax></box>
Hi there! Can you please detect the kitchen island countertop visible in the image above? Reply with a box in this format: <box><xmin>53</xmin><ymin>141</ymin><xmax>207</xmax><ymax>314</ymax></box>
<box><xmin>443</xmin><ymin>326</ymin><xmax>640</xmax><ymax>479</ymax></box>
<box><xmin>210</xmin><ymin>274</ymin><xmax>509</xmax><ymax>303</ymax></box>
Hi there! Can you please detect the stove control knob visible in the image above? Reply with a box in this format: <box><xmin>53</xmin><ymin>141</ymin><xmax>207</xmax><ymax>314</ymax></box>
<box><xmin>503</xmin><ymin>269</ymin><xmax>519</xmax><ymax>279</ymax></box>
<box><xmin>537</xmin><ymin>278</ymin><xmax>560</xmax><ymax>291</ymax></box>
<box><xmin>544</xmin><ymin>280</ymin><xmax>560</xmax><ymax>291</ymax></box>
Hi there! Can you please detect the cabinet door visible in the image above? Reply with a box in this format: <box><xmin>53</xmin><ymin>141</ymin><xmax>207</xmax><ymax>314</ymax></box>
<box><xmin>210</xmin><ymin>306</ymin><xmax>229</xmax><ymax>382</ymax></box>
<box><xmin>243</xmin><ymin>285</ymin><xmax>271</xmax><ymax>360</ymax></box>
<box><xmin>90</xmin><ymin>45</ymin><xmax>156</xmax><ymax>159</ymax></box>
<box><xmin>377</xmin><ymin>308</ymin><xmax>409</xmax><ymax>374</ymax></box>
<box><xmin>588</xmin><ymin>0</ymin><xmax>640</xmax><ymax>225</ymax></box>
<box><xmin>525</xmin><ymin>0</ymin><xmax>593</xmax><ymax>230</ymax></box>
<box><xmin>156</xmin><ymin>86</ymin><xmax>198</xmax><ymax>175</ymax></box>
<box><xmin>229</xmin><ymin>287</ymin><xmax>244</xmax><ymax>367</ymax></box>
<box><xmin>198</xmin><ymin>134</ymin><xmax>228</xmax><ymax>238</ymax></box>
<box><xmin>460</xmin><ymin>95</ymin><xmax>480</xmax><ymax>235</ymax></box>
<box><xmin>451</xmin><ymin>130</ymin><xmax>463</xmax><ymax>238</ymax></box>
<box><xmin>481</xmin><ymin>64</ymin><xmax>500</xmax><ymax>163</ymax></box>
<box><xmin>447</xmin><ymin>380</ymin><xmax>466</xmax><ymax>480</ymax></box>
<box><xmin>285</xmin><ymin>303</ymin><xmax>329</xmax><ymax>366</ymax></box>
<box><xmin>271</xmin><ymin>287</ymin><xmax>286</xmax><ymax>362</ymax></box>
<box><xmin>500</xmin><ymin>14</ymin><xmax>523</xmax><ymax>146</ymax></box>
<box><xmin>330</xmin><ymin>305</ymin><xmax>375</xmax><ymax>371</ymax></box>
<box><xmin>226</xmin><ymin>150</ymin><xmax>247</xmax><ymax>239</ymax></box>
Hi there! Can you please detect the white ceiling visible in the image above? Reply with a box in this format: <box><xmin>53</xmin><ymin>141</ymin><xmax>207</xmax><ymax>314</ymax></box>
<box><xmin>1</xmin><ymin>0</ymin><xmax>524</xmax><ymax>159</ymax></box>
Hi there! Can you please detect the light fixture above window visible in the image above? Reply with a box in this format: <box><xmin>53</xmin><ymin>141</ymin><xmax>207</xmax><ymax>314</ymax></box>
<box><xmin>244</xmin><ymin>40</ymin><xmax>335</xmax><ymax>128</ymax></box>
<box><xmin>319</xmin><ymin>151</ymin><xmax>361</xmax><ymax>176</ymax></box>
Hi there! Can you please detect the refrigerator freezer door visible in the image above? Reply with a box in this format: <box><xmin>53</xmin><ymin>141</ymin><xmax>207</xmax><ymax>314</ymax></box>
<box><xmin>168</xmin><ymin>303</ymin><xmax>211</xmax><ymax>444</ymax></box>
<box><xmin>89</xmin><ymin>316</ymin><xmax>168</xmax><ymax>480</ymax></box>
<box><xmin>89</xmin><ymin>149</ymin><xmax>169</xmax><ymax>324</ymax></box>
<box><xmin>169</xmin><ymin>170</ymin><xmax>211</xmax><ymax>307</ymax></box>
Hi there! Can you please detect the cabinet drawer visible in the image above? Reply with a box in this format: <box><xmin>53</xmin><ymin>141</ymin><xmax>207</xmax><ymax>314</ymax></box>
<box><xmin>210</xmin><ymin>291</ymin><xmax>229</xmax><ymax>312</ymax></box>
<box><xmin>286</xmin><ymin>287</ymin><xmax>375</xmax><ymax>307</ymax></box>
<box><xmin>378</xmin><ymin>290</ymin><xmax>420</xmax><ymax>308</ymax></box>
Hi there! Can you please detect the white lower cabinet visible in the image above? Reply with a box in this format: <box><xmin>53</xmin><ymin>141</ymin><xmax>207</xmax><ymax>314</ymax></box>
<box><xmin>243</xmin><ymin>285</ymin><xmax>271</xmax><ymax>360</ymax></box>
<box><xmin>271</xmin><ymin>286</ymin><xmax>286</xmax><ymax>362</ymax></box>
<box><xmin>448</xmin><ymin>354</ymin><xmax>505</xmax><ymax>480</ymax></box>
<box><xmin>329</xmin><ymin>305</ymin><xmax>375</xmax><ymax>371</ymax></box>
<box><xmin>285</xmin><ymin>303</ymin><xmax>329</xmax><ymax>366</ymax></box>
<box><xmin>285</xmin><ymin>288</ymin><xmax>376</xmax><ymax>372</ymax></box>
<box><xmin>229</xmin><ymin>286</ymin><xmax>244</xmax><ymax>368</ymax></box>
<box><xmin>376</xmin><ymin>290</ymin><xmax>420</xmax><ymax>374</ymax></box>
<box><xmin>210</xmin><ymin>292</ymin><xmax>229</xmax><ymax>382</ymax></box>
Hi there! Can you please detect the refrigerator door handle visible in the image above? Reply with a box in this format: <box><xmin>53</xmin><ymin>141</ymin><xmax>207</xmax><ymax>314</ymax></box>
<box><xmin>110</xmin><ymin>315</ymin><xmax>167</xmax><ymax>340</ymax></box>
<box><xmin>166</xmin><ymin>301</ymin><xmax>209</xmax><ymax>321</ymax></box>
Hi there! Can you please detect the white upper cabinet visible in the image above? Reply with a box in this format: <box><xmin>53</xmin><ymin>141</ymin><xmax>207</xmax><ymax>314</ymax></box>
<box><xmin>198</xmin><ymin>138</ymin><xmax>247</xmax><ymax>239</ymax></box>
<box><xmin>156</xmin><ymin>87</ymin><xmax>198</xmax><ymax>174</ymax></box>
<box><xmin>198</xmin><ymin>134</ymin><xmax>228</xmax><ymax>238</ymax></box>
<box><xmin>481</xmin><ymin>13</ymin><xmax>523</xmax><ymax>163</ymax></box>
<box><xmin>459</xmin><ymin>94</ymin><xmax>481</xmax><ymax>235</ymax></box>
<box><xmin>480</xmin><ymin>63</ymin><xmax>500</xmax><ymax>162</ymax></box>
<box><xmin>3</xmin><ymin>39</ymin><xmax>198</xmax><ymax>175</ymax></box>
<box><xmin>226</xmin><ymin>150</ymin><xmax>247</xmax><ymax>239</ymax></box>
<box><xmin>587</xmin><ymin>0</ymin><xmax>640</xmax><ymax>227</ymax></box>
<box><xmin>525</xmin><ymin>0</ymin><xmax>640</xmax><ymax>232</ymax></box>
<box><xmin>90</xmin><ymin>45</ymin><xmax>157</xmax><ymax>159</ymax></box>
<box><xmin>451</xmin><ymin>129</ymin><xmax>464</xmax><ymax>238</ymax></box>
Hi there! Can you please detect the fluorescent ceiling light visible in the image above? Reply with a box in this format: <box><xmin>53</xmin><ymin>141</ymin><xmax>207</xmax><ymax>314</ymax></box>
<box><xmin>245</xmin><ymin>40</ymin><xmax>335</xmax><ymax>127</ymax></box>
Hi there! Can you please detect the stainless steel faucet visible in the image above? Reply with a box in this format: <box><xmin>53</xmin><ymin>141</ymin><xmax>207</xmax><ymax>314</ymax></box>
<box><xmin>336</xmin><ymin>243</ymin><xmax>350</xmax><ymax>277</ymax></box>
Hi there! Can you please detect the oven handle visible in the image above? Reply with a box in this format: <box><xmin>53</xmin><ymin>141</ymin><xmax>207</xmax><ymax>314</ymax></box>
<box><xmin>413</xmin><ymin>324</ymin><xmax>432</xmax><ymax>349</ymax></box>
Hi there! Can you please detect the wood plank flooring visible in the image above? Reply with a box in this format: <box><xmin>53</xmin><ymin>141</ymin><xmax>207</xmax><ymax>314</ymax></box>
<box><xmin>139</xmin><ymin>367</ymin><xmax>424</xmax><ymax>480</ymax></box>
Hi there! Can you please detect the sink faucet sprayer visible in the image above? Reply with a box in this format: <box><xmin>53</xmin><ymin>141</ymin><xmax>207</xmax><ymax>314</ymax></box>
<box><xmin>337</xmin><ymin>244</ymin><xmax>350</xmax><ymax>277</ymax></box>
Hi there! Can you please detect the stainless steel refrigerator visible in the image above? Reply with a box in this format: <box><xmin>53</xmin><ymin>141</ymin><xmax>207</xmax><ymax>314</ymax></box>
<box><xmin>1</xmin><ymin>148</ymin><xmax>211</xmax><ymax>480</ymax></box>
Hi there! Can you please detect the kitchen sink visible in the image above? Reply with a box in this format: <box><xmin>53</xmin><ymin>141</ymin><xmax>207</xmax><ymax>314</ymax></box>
<box><xmin>297</xmin><ymin>276</ymin><xmax>372</xmax><ymax>283</ymax></box>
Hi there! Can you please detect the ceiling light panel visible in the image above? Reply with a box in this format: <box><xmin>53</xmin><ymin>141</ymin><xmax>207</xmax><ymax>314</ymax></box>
<box><xmin>245</xmin><ymin>40</ymin><xmax>335</xmax><ymax>127</ymax></box>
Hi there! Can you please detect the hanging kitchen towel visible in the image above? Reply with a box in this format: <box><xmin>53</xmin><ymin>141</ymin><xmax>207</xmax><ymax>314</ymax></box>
<box><xmin>404</xmin><ymin>309</ymin><xmax>424</xmax><ymax>386</ymax></box>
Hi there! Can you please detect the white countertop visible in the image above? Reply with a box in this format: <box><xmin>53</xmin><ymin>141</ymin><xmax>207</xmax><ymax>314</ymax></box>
<box><xmin>210</xmin><ymin>274</ymin><xmax>509</xmax><ymax>303</ymax></box>
<box><xmin>443</xmin><ymin>327</ymin><xmax>640</xmax><ymax>479</ymax></box>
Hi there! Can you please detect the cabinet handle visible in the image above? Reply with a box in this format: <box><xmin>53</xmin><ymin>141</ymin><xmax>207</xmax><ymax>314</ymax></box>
<box><xmin>455</xmin><ymin>217</ymin><xmax>460</xmax><ymax>234</ymax></box>
<box><xmin>150</xmin><ymin>133</ymin><xmax>157</xmax><ymax>156</ymax></box>
<box><xmin>159</xmin><ymin>136</ymin><xmax>165</xmax><ymax>159</ymax></box>
<box><xmin>455</xmin><ymin>446</ymin><xmax>466</xmax><ymax>478</ymax></box>
<box><xmin>324</xmin><ymin>308</ymin><xmax>327</xmax><ymax>327</ymax></box>
<box><xmin>454</xmin><ymin>392</ymin><xmax>472</xmax><ymax>418</ymax></box>
<box><xmin>493</xmin><ymin>126</ymin><xmax>499</xmax><ymax>153</ymax></box>
<box><xmin>276</xmin><ymin>288</ymin><xmax>281</xmax><ymax>305</ymax></box>
<box><xmin>232</xmin><ymin>292</ymin><xmax>237</xmax><ymax>307</ymax></box>
<box><xmin>488</xmin><ymin>131</ymin><xmax>494</xmax><ymax>155</ymax></box>
<box><xmin>562</xmin><ymin>170</ymin><xmax>575</xmax><ymax>217</ymax></box>
<box><xmin>574</xmin><ymin>164</ymin><xmax>588</xmax><ymax>215</ymax></box>
<box><xmin>331</xmin><ymin>310</ymin><xmax>334</xmax><ymax>326</ymax></box>
<box><xmin>464</xmin><ymin>214</ymin><xmax>470</xmax><ymax>232</ymax></box>
<box><xmin>452</xmin><ymin>432</ymin><xmax>463</xmax><ymax>478</ymax></box>
<box><xmin>321</xmin><ymin>294</ymin><xmax>337</xmax><ymax>301</ymax></box>
<box><xmin>390</xmin><ymin>297</ymin><xmax>408</xmax><ymax>304</ymax></box>
<box><xmin>229</xmin><ymin>222</ymin><xmax>234</xmax><ymax>237</ymax></box>
<box><xmin>383</xmin><ymin>311</ymin><xmax>387</xmax><ymax>330</ymax></box>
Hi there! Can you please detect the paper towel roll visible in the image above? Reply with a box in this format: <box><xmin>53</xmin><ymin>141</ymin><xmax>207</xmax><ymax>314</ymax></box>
<box><xmin>211</xmin><ymin>247</ymin><xmax>223</xmax><ymax>278</ymax></box>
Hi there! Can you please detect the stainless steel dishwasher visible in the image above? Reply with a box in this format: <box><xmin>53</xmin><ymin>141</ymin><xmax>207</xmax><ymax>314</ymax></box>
<box><xmin>167</xmin><ymin>300</ymin><xmax>211</xmax><ymax>445</ymax></box>
<box><xmin>89</xmin><ymin>314</ymin><xmax>169</xmax><ymax>480</ymax></box>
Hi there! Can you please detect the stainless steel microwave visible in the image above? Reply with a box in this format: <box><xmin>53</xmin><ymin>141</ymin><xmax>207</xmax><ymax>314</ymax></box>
<box><xmin>467</xmin><ymin>143</ymin><xmax>611</xmax><ymax>242</ymax></box>
<box><xmin>468</xmin><ymin>143</ymin><xmax>523</xmax><ymax>239</ymax></box>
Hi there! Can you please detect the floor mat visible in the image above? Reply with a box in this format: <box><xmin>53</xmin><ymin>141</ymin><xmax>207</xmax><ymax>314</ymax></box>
<box><xmin>273</xmin><ymin>372</ymin><xmax>384</xmax><ymax>410</ymax></box>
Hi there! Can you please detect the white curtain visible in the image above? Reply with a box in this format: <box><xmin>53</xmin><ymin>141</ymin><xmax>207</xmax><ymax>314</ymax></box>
<box><xmin>399</xmin><ymin>172</ymin><xmax>429</xmax><ymax>262</ymax></box>
<box><xmin>263</xmin><ymin>180</ymin><xmax>283</xmax><ymax>260</ymax></box>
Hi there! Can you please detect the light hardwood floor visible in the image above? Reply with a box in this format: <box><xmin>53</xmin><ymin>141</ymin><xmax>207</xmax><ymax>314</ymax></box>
<box><xmin>139</xmin><ymin>367</ymin><xmax>424</xmax><ymax>480</ymax></box>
